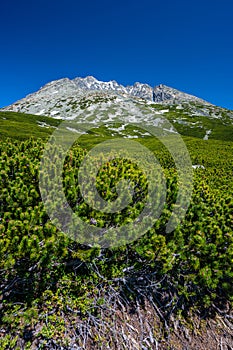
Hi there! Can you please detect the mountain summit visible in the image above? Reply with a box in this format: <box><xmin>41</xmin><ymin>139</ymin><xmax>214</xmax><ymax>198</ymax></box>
<box><xmin>66</xmin><ymin>76</ymin><xmax>209</xmax><ymax>104</ymax></box>
<box><xmin>2</xmin><ymin>76</ymin><xmax>211</xmax><ymax>118</ymax></box>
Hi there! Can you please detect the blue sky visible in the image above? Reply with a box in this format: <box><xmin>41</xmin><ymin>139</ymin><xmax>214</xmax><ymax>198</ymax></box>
<box><xmin>0</xmin><ymin>0</ymin><xmax>233</xmax><ymax>109</ymax></box>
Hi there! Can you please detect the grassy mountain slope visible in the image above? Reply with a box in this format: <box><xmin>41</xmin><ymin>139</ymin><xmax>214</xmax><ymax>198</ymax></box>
<box><xmin>1</xmin><ymin>99</ymin><xmax>233</xmax><ymax>141</ymax></box>
<box><xmin>0</xmin><ymin>111</ymin><xmax>59</xmax><ymax>140</ymax></box>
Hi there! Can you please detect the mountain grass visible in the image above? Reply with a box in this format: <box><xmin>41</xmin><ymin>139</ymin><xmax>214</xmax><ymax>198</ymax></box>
<box><xmin>161</xmin><ymin>106</ymin><xmax>233</xmax><ymax>141</ymax></box>
<box><xmin>0</xmin><ymin>111</ymin><xmax>60</xmax><ymax>140</ymax></box>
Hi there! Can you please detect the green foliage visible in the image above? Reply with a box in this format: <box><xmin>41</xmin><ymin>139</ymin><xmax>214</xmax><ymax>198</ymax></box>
<box><xmin>0</xmin><ymin>112</ymin><xmax>232</xmax><ymax>347</ymax></box>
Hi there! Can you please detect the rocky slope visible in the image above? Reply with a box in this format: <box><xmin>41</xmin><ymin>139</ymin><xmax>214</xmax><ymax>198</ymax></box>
<box><xmin>2</xmin><ymin>76</ymin><xmax>210</xmax><ymax>117</ymax></box>
<box><xmin>1</xmin><ymin>76</ymin><xmax>233</xmax><ymax>141</ymax></box>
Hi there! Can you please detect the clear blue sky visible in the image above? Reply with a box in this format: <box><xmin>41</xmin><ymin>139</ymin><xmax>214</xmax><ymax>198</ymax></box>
<box><xmin>0</xmin><ymin>0</ymin><xmax>233</xmax><ymax>109</ymax></box>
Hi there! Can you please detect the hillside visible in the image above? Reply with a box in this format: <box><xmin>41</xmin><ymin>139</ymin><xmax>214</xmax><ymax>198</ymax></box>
<box><xmin>2</xmin><ymin>76</ymin><xmax>233</xmax><ymax>144</ymax></box>
<box><xmin>0</xmin><ymin>79</ymin><xmax>232</xmax><ymax>349</ymax></box>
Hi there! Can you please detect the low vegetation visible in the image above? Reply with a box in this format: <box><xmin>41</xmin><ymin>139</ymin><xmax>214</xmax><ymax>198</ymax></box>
<box><xmin>0</xmin><ymin>110</ymin><xmax>232</xmax><ymax>349</ymax></box>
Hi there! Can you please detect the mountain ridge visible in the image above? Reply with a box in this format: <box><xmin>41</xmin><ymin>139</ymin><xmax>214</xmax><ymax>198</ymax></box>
<box><xmin>2</xmin><ymin>75</ymin><xmax>211</xmax><ymax>115</ymax></box>
<box><xmin>2</xmin><ymin>75</ymin><xmax>233</xmax><ymax>141</ymax></box>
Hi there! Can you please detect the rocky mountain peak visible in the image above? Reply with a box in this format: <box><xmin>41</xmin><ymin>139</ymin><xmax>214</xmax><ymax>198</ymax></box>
<box><xmin>1</xmin><ymin>75</ymin><xmax>212</xmax><ymax>118</ymax></box>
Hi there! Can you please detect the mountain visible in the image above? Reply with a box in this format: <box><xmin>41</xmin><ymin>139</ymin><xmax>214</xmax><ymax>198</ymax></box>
<box><xmin>2</xmin><ymin>76</ymin><xmax>210</xmax><ymax>117</ymax></box>
<box><xmin>1</xmin><ymin>76</ymin><xmax>233</xmax><ymax>141</ymax></box>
